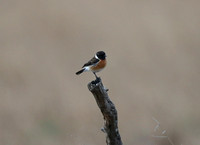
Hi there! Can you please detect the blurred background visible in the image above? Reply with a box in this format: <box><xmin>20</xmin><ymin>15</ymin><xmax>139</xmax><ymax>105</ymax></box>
<box><xmin>1</xmin><ymin>0</ymin><xmax>200</xmax><ymax>144</ymax></box>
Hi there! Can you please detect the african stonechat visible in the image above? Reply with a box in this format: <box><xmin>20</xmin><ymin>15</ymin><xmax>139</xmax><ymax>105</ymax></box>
<box><xmin>76</xmin><ymin>51</ymin><xmax>107</xmax><ymax>79</ymax></box>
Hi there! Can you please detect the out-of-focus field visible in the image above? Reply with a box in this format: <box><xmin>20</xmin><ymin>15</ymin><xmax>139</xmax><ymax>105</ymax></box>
<box><xmin>1</xmin><ymin>0</ymin><xmax>200</xmax><ymax>144</ymax></box>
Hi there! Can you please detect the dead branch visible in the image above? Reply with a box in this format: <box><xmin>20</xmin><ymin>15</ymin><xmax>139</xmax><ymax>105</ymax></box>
<box><xmin>88</xmin><ymin>78</ymin><xmax>123</xmax><ymax>145</ymax></box>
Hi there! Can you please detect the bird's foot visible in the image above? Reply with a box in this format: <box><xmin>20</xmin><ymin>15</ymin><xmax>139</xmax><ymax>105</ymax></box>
<box><xmin>91</xmin><ymin>77</ymin><xmax>101</xmax><ymax>84</ymax></box>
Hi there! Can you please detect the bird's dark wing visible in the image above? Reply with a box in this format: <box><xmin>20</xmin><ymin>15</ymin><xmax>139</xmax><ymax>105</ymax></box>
<box><xmin>82</xmin><ymin>56</ymin><xmax>99</xmax><ymax>68</ymax></box>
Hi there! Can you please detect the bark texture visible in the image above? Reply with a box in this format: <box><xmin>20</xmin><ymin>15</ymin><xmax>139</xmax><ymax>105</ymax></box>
<box><xmin>88</xmin><ymin>78</ymin><xmax>123</xmax><ymax>145</ymax></box>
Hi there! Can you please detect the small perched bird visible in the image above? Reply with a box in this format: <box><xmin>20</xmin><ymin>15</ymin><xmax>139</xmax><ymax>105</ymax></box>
<box><xmin>76</xmin><ymin>51</ymin><xmax>107</xmax><ymax>79</ymax></box>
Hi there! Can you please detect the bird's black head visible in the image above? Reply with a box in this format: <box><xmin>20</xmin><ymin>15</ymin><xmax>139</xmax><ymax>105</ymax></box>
<box><xmin>96</xmin><ymin>51</ymin><xmax>106</xmax><ymax>60</ymax></box>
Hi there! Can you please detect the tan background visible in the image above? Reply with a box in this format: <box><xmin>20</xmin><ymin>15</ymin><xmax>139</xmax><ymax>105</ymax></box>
<box><xmin>1</xmin><ymin>0</ymin><xmax>200</xmax><ymax>144</ymax></box>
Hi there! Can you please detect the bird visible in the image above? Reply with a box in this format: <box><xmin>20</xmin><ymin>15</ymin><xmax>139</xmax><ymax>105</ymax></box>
<box><xmin>76</xmin><ymin>51</ymin><xmax>107</xmax><ymax>79</ymax></box>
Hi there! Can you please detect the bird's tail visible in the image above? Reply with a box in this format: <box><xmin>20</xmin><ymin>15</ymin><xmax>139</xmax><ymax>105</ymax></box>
<box><xmin>76</xmin><ymin>68</ymin><xmax>85</xmax><ymax>75</ymax></box>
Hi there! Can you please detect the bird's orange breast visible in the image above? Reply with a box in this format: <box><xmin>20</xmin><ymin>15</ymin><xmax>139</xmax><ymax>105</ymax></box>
<box><xmin>91</xmin><ymin>59</ymin><xmax>106</xmax><ymax>72</ymax></box>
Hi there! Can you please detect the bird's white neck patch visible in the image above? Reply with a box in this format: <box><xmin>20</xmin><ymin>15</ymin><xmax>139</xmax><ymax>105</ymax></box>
<box><xmin>95</xmin><ymin>54</ymin><xmax>99</xmax><ymax>59</ymax></box>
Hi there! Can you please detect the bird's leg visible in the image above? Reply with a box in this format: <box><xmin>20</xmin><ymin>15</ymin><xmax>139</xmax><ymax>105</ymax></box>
<box><xmin>93</xmin><ymin>72</ymin><xmax>98</xmax><ymax>79</ymax></box>
<box><xmin>91</xmin><ymin>72</ymin><xmax>101</xmax><ymax>84</ymax></box>
<box><xmin>93</xmin><ymin>72</ymin><xmax>100</xmax><ymax>80</ymax></box>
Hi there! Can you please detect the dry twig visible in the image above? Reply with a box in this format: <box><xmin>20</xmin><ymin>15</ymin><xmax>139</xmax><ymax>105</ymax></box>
<box><xmin>88</xmin><ymin>78</ymin><xmax>123</xmax><ymax>145</ymax></box>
